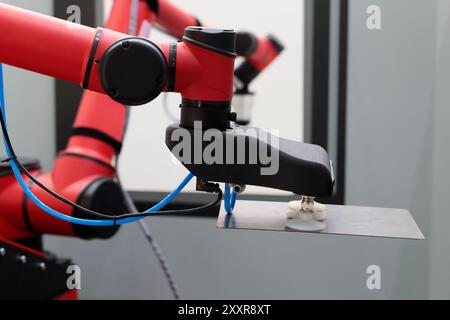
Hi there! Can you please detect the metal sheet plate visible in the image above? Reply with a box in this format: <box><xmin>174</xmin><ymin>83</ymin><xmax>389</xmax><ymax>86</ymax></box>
<box><xmin>217</xmin><ymin>200</ymin><xmax>424</xmax><ymax>240</ymax></box>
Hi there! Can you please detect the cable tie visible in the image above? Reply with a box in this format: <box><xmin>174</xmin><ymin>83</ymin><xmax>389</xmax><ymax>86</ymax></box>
<box><xmin>1</xmin><ymin>155</ymin><xmax>17</xmax><ymax>163</ymax></box>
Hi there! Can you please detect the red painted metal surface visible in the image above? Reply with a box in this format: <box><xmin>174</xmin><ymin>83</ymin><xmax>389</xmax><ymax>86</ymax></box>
<box><xmin>0</xmin><ymin>1</ymin><xmax>134</xmax><ymax>240</ymax></box>
<box><xmin>172</xmin><ymin>41</ymin><xmax>235</xmax><ymax>102</ymax></box>
<box><xmin>53</xmin><ymin>289</ymin><xmax>78</xmax><ymax>300</ymax></box>
<box><xmin>156</xmin><ymin>0</ymin><xmax>200</xmax><ymax>39</ymax></box>
<box><xmin>247</xmin><ymin>37</ymin><xmax>281</xmax><ymax>71</ymax></box>
<box><xmin>0</xmin><ymin>0</ymin><xmax>235</xmax><ymax>240</ymax></box>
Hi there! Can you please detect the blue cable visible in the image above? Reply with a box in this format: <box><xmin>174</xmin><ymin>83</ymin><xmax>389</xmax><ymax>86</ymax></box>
<box><xmin>230</xmin><ymin>189</ymin><xmax>237</xmax><ymax>209</ymax></box>
<box><xmin>0</xmin><ymin>64</ymin><xmax>4</xmax><ymax>111</ymax></box>
<box><xmin>0</xmin><ymin>64</ymin><xmax>193</xmax><ymax>226</ymax></box>
<box><xmin>224</xmin><ymin>183</ymin><xmax>237</xmax><ymax>214</ymax></box>
<box><xmin>224</xmin><ymin>184</ymin><xmax>231</xmax><ymax>213</ymax></box>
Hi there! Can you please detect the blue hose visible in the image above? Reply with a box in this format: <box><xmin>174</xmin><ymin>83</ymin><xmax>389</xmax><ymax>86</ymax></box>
<box><xmin>224</xmin><ymin>183</ymin><xmax>237</xmax><ymax>214</ymax></box>
<box><xmin>0</xmin><ymin>64</ymin><xmax>193</xmax><ymax>226</ymax></box>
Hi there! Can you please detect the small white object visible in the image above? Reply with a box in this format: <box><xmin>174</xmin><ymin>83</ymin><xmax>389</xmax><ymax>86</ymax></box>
<box><xmin>286</xmin><ymin>212</ymin><xmax>326</xmax><ymax>232</ymax></box>
<box><xmin>287</xmin><ymin>210</ymin><xmax>300</xmax><ymax>219</ymax></box>
<box><xmin>288</xmin><ymin>200</ymin><xmax>327</xmax><ymax>221</ymax></box>
<box><xmin>288</xmin><ymin>200</ymin><xmax>326</xmax><ymax>212</ymax></box>
<box><xmin>232</xmin><ymin>93</ymin><xmax>255</xmax><ymax>124</ymax></box>
<box><xmin>313</xmin><ymin>202</ymin><xmax>327</xmax><ymax>212</ymax></box>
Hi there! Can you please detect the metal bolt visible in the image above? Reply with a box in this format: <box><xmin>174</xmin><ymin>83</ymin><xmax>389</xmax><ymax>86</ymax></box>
<box><xmin>301</xmin><ymin>196</ymin><xmax>315</xmax><ymax>213</ymax></box>
<box><xmin>231</xmin><ymin>184</ymin><xmax>246</xmax><ymax>194</ymax></box>
<box><xmin>18</xmin><ymin>255</ymin><xmax>27</xmax><ymax>264</ymax></box>
<box><xmin>0</xmin><ymin>248</ymin><xmax>5</xmax><ymax>256</ymax></box>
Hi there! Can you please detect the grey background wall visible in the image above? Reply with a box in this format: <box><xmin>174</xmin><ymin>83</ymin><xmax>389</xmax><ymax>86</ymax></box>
<box><xmin>2</xmin><ymin>0</ymin><xmax>450</xmax><ymax>299</ymax></box>
<box><xmin>344</xmin><ymin>0</ymin><xmax>450</xmax><ymax>298</ymax></box>
<box><xmin>0</xmin><ymin>0</ymin><xmax>55</xmax><ymax>171</ymax></box>
<box><xmin>344</xmin><ymin>0</ymin><xmax>436</xmax><ymax>298</ymax></box>
<box><xmin>429</xmin><ymin>0</ymin><xmax>450</xmax><ymax>298</ymax></box>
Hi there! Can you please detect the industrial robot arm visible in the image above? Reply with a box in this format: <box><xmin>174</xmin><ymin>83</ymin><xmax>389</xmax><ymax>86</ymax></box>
<box><xmin>0</xmin><ymin>2</ymin><xmax>234</xmax><ymax>106</ymax></box>
<box><xmin>0</xmin><ymin>2</ymin><xmax>334</xmax><ymax>239</ymax></box>
<box><xmin>0</xmin><ymin>2</ymin><xmax>235</xmax><ymax>240</ymax></box>
<box><xmin>0</xmin><ymin>5</ymin><xmax>423</xmax><ymax>301</ymax></box>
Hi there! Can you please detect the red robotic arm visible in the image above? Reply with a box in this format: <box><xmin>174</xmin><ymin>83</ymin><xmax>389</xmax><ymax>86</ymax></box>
<box><xmin>0</xmin><ymin>3</ymin><xmax>120</xmax><ymax>95</ymax></box>
<box><xmin>0</xmin><ymin>1</ymin><xmax>236</xmax><ymax>240</ymax></box>
<box><xmin>234</xmin><ymin>32</ymin><xmax>284</xmax><ymax>92</ymax></box>
<box><xmin>154</xmin><ymin>0</ymin><xmax>201</xmax><ymax>39</ymax></box>
<box><xmin>69</xmin><ymin>0</ymin><xmax>284</xmax><ymax>175</ymax></box>
<box><xmin>0</xmin><ymin>2</ymin><xmax>235</xmax><ymax>105</ymax></box>
<box><xmin>154</xmin><ymin>0</ymin><xmax>284</xmax><ymax>79</ymax></box>
<box><xmin>0</xmin><ymin>0</ymin><xmax>283</xmax><ymax>241</ymax></box>
<box><xmin>0</xmin><ymin>1</ymin><xmax>334</xmax><ymax>244</ymax></box>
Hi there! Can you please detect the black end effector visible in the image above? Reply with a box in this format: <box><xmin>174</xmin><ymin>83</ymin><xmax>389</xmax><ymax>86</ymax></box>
<box><xmin>165</xmin><ymin>124</ymin><xmax>335</xmax><ymax>197</ymax></box>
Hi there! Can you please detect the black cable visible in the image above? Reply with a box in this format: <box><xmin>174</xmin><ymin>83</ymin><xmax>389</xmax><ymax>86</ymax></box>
<box><xmin>110</xmin><ymin>189</ymin><xmax>222</xmax><ymax>219</ymax></box>
<box><xmin>119</xmin><ymin>179</ymin><xmax>181</xmax><ymax>300</ymax></box>
<box><xmin>0</xmin><ymin>109</ymin><xmax>222</xmax><ymax>221</ymax></box>
<box><xmin>123</xmin><ymin>4</ymin><xmax>179</xmax><ymax>300</ymax></box>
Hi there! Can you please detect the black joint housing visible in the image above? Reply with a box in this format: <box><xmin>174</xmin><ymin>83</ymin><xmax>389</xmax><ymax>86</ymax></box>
<box><xmin>182</xmin><ymin>27</ymin><xmax>237</xmax><ymax>57</ymax></box>
<box><xmin>180</xmin><ymin>99</ymin><xmax>232</xmax><ymax>131</ymax></box>
<box><xmin>145</xmin><ymin>0</ymin><xmax>159</xmax><ymax>14</ymax></box>
<box><xmin>235</xmin><ymin>61</ymin><xmax>260</xmax><ymax>88</ymax></box>
<box><xmin>99</xmin><ymin>37</ymin><xmax>167</xmax><ymax>106</ymax></box>
<box><xmin>72</xmin><ymin>178</ymin><xmax>126</xmax><ymax>240</ymax></box>
<box><xmin>236</xmin><ymin>32</ymin><xmax>258</xmax><ymax>57</ymax></box>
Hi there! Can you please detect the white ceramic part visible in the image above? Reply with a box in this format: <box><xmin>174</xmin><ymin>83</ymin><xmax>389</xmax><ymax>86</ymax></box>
<box><xmin>232</xmin><ymin>94</ymin><xmax>255</xmax><ymax>123</ymax></box>
<box><xmin>287</xmin><ymin>210</ymin><xmax>300</xmax><ymax>219</ymax></box>
<box><xmin>313</xmin><ymin>210</ymin><xmax>327</xmax><ymax>221</ymax></box>
<box><xmin>313</xmin><ymin>202</ymin><xmax>327</xmax><ymax>212</ymax></box>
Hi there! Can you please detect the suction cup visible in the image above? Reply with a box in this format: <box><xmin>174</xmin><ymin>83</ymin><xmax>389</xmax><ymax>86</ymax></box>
<box><xmin>286</xmin><ymin>212</ymin><xmax>326</xmax><ymax>232</ymax></box>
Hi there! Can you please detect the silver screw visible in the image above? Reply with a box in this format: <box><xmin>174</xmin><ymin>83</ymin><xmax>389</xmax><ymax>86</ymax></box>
<box><xmin>0</xmin><ymin>248</ymin><xmax>5</xmax><ymax>256</ymax></box>
<box><xmin>231</xmin><ymin>184</ymin><xmax>246</xmax><ymax>194</ymax></box>
<box><xmin>18</xmin><ymin>255</ymin><xmax>27</xmax><ymax>264</ymax></box>
<box><xmin>301</xmin><ymin>196</ymin><xmax>315</xmax><ymax>212</ymax></box>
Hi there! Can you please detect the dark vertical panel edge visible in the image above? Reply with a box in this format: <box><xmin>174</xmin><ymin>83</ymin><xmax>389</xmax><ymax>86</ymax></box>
<box><xmin>335</xmin><ymin>0</ymin><xmax>348</xmax><ymax>204</ymax></box>
<box><xmin>311</xmin><ymin>0</ymin><xmax>331</xmax><ymax>150</ymax></box>
<box><xmin>303</xmin><ymin>0</ymin><xmax>314</xmax><ymax>143</ymax></box>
